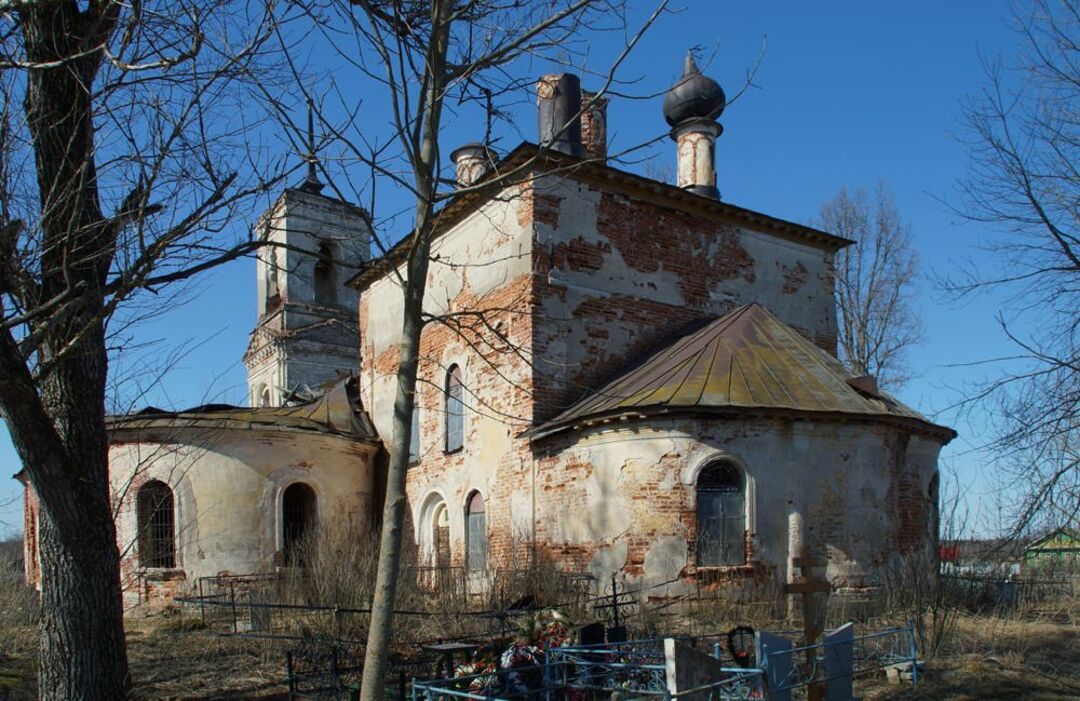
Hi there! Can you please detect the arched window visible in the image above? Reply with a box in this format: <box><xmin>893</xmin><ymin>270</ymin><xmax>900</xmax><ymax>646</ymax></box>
<box><xmin>137</xmin><ymin>480</ymin><xmax>176</xmax><ymax>569</ymax></box>
<box><xmin>445</xmin><ymin>365</ymin><xmax>464</xmax><ymax>453</ymax></box>
<box><xmin>259</xmin><ymin>386</ymin><xmax>272</xmax><ymax>407</ymax></box>
<box><xmin>282</xmin><ymin>483</ymin><xmax>317</xmax><ymax>565</ymax></box>
<box><xmin>313</xmin><ymin>242</ymin><xmax>336</xmax><ymax>306</ymax></box>
<box><xmin>696</xmin><ymin>461</ymin><xmax>746</xmax><ymax>567</ymax></box>
<box><xmin>465</xmin><ymin>491</ymin><xmax>488</xmax><ymax>572</ymax></box>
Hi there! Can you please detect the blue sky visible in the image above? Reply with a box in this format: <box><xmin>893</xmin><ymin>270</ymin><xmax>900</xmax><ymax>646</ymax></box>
<box><xmin>0</xmin><ymin>1</ymin><xmax>1028</xmax><ymax>536</ymax></box>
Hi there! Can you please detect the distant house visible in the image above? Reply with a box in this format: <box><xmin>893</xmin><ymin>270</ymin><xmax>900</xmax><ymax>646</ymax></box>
<box><xmin>1023</xmin><ymin>528</ymin><xmax>1080</xmax><ymax>569</ymax></box>
<box><xmin>939</xmin><ymin>538</ymin><xmax>1020</xmax><ymax>578</ymax></box>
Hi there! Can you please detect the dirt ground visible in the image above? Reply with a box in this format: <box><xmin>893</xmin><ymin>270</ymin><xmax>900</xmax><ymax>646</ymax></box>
<box><xmin>1</xmin><ymin>615</ymin><xmax>289</xmax><ymax>701</ymax></box>
<box><xmin>3</xmin><ymin>607</ymin><xmax>1080</xmax><ymax>699</ymax></box>
<box><xmin>860</xmin><ymin>617</ymin><xmax>1080</xmax><ymax>701</ymax></box>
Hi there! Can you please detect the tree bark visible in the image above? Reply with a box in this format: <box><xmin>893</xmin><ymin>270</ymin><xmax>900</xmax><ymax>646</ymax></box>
<box><xmin>0</xmin><ymin>2</ymin><xmax>132</xmax><ymax>699</ymax></box>
<box><xmin>358</xmin><ymin>2</ymin><xmax>450</xmax><ymax>697</ymax></box>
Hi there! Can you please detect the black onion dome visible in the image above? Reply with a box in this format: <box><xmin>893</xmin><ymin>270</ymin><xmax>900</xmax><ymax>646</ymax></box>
<box><xmin>662</xmin><ymin>53</ymin><xmax>726</xmax><ymax>126</ymax></box>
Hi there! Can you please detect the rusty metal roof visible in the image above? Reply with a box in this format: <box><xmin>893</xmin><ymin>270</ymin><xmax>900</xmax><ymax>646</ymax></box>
<box><xmin>529</xmin><ymin>303</ymin><xmax>955</xmax><ymax>441</ymax></box>
<box><xmin>108</xmin><ymin>376</ymin><xmax>378</xmax><ymax>442</ymax></box>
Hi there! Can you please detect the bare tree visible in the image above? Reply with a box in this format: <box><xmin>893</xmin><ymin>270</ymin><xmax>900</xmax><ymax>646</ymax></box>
<box><xmin>273</xmin><ymin>1</ymin><xmax>673</xmax><ymax>698</ymax></box>
<box><xmin>0</xmin><ymin>1</ymin><xmax>294</xmax><ymax>698</ymax></box>
<box><xmin>817</xmin><ymin>184</ymin><xmax>922</xmax><ymax>390</ymax></box>
<box><xmin>946</xmin><ymin>0</ymin><xmax>1079</xmax><ymax>535</ymax></box>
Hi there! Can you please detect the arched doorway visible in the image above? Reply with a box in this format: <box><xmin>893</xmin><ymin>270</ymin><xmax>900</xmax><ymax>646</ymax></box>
<box><xmin>282</xmin><ymin>482</ymin><xmax>317</xmax><ymax>565</ymax></box>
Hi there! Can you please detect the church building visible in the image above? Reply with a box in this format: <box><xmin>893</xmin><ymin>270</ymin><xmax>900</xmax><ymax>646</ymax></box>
<box><xmin>19</xmin><ymin>55</ymin><xmax>955</xmax><ymax>605</ymax></box>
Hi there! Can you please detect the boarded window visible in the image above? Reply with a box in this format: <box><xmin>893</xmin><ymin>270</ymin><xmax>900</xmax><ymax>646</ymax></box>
<box><xmin>137</xmin><ymin>480</ymin><xmax>175</xmax><ymax>569</ymax></box>
<box><xmin>466</xmin><ymin>491</ymin><xmax>487</xmax><ymax>572</ymax></box>
<box><xmin>445</xmin><ymin>365</ymin><xmax>464</xmax><ymax>453</ymax></box>
<box><xmin>313</xmin><ymin>242</ymin><xmax>336</xmax><ymax>306</ymax></box>
<box><xmin>408</xmin><ymin>406</ymin><xmax>420</xmax><ymax>464</ymax></box>
<box><xmin>696</xmin><ymin>462</ymin><xmax>745</xmax><ymax>567</ymax></box>
<box><xmin>282</xmin><ymin>483</ymin><xmax>317</xmax><ymax>565</ymax></box>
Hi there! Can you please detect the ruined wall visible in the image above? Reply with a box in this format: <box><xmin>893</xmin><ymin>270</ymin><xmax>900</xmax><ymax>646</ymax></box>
<box><xmin>359</xmin><ymin>188</ymin><xmax>536</xmax><ymax>573</ymax></box>
<box><xmin>357</xmin><ymin>173</ymin><xmax>849</xmax><ymax>580</ymax></box>
<box><xmin>108</xmin><ymin>427</ymin><xmax>378</xmax><ymax>607</ymax></box>
<box><xmin>529</xmin><ymin>175</ymin><xmax>839</xmax><ymax>420</ymax></box>
<box><xmin>530</xmin><ymin>416</ymin><xmax>943</xmax><ymax>594</ymax></box>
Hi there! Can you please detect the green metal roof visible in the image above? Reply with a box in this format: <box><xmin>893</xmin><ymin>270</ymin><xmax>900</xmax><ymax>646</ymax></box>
<box><xmin>530</xmin><ymin>303</ymin><xmax>955</xmax><ymax>441</ymax></box>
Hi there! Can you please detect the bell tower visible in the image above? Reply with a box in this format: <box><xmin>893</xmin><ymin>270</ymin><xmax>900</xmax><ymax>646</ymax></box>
<box><xmin>244</xmin><ymin>112</ymin><xmax>371</xmax><ymax>406</ymax></box>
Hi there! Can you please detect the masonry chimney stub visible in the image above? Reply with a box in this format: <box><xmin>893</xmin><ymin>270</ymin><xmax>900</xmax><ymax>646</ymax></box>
<box><xmin>581</xmin><ymin>91</ymin><xmax>608</xmax><ymax>162</ymax></box>
<box><xmin>537</xmin><ymin>73</ymin><xmax>585</xmax><ymax>158</ymax></box>
<box><xmin>451</xmin><ymin>143</ymin><xmax>496</xmax><ymax>188</ymax></box>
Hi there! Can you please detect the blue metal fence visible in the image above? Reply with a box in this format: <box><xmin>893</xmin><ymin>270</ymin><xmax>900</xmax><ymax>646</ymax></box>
<box><xmin>410</xmin><ymin>622</ymin><xmax>917</xmax><ymax>701</ymax></box>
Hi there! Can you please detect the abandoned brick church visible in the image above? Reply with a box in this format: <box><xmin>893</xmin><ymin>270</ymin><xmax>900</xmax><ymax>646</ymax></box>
<box><xmin>20</xmin><ymin>55</ymin><xmax>955</xmax><ymax>605</ymax></box>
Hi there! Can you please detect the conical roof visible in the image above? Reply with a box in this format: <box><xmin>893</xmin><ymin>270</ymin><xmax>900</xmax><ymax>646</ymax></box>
<box><xmin>530</xmin><ymin>303</ymin><xmax>954</xmax><ymax>441</ymax></box>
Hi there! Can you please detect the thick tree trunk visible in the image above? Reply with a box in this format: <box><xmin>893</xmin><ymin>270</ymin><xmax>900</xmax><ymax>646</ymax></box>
<box><xmin>37</xmin><ymin>502</ymin><xmax>129</xmax><ymax>700</ymax></box>
<box><xmin>0</xmin><ymin>317</ymin><xmax>130</xmax><ymax>701</ymax></box>
<box><xmin>34</xmin><ymin>317</ymin><xmax>129</xmax><ymax>701</ymax></box>
<box><xmin>3</xmin><ymin>4</ymin><xmax>133</xmax><ymax>700</ymax></box>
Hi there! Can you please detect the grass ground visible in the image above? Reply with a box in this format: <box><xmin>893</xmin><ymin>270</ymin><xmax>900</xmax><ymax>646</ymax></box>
<box><xmin>860</xmin><ymin>617</ymin><xmax>1080</xmax><ymax>700</ymax></box>
<box><xmin>1</xmin><ymin>612</ymin><xmax>290</xmax><ymax>701</ymax></box>
<box><xmin>1</xmin><ymin>557</ymin><xmax>1078</xmax><ymax>700</ymax></box>
<box><xmin>6</xmin><ymin>610</ymin><xmax>1079</xmax><ymax>700</ymax></box>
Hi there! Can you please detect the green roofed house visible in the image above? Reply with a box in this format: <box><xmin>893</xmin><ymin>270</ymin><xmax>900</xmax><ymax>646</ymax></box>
<box><xmin>1023</xmin><ymin>528</ymin><xmax>1080</xmax><ymax>569</ymax></box>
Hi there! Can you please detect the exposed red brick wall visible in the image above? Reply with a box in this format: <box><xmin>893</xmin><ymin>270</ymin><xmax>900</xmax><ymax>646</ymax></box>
<box><xmin>378</xmin><ymin>270</ymin><xmax>536</xmax><ymax>571</ymax></box>
<box><xmin>782</xmin><ymin>261</ymin><xmax>809</xmax><ymax>294</ymax></box>
<box><xmin>530</xmin><ymin>185</ymin><xmax>832</xmax><ymax>422</ymax></box>
<box><xmin>887</xmin><ymin>431</ymin><xmax>930</xmax><ymax>555</ymax></box>
<box><xmin>357</xmin><ymin>177</ymin><xmax>923</xmax><ymax>593</ymax></box>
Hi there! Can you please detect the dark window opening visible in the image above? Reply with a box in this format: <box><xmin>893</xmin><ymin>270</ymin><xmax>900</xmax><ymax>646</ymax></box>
<box><xmin>466</xmin><ymin>491</ymin><xmax>487</xmax><ymax>572</ymax></box>
<box><xmin>283</xmin><ymin>483</ymin><xmax>317</xmax><ymax>566</ymax></box>
<box><xmin>696</xmin><ymin>461</ymin><xmax>746</xmax><ymax>567</ymax></box>
<box><xmin>137</xmin><ymin>480</ymin><xmax>176</xmax><ymax>569</ymax></box>
<box><xmin>265</xmin><ymin>249</ymin><xmax>281</xmax><ymax>312</ymax></box>
<box><xmin>445</xmin><ymin>365</ymin><xmax>464</xmax><ymax>453</ymax></box>
<box><xmin>313</xmin><ymin>242</ymin><xmax>336</xmax><ymax>307</ymax></box>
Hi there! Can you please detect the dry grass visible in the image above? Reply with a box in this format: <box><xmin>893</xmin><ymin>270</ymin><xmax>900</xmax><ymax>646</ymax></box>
<box><xmin>3</xmin><ymin>528</ymin><xmax>1077</xmax><ymax>701</ymax></box>
<box><xmin>0</xmin><ymin>537</ymin><xmax>38</xmax><ymax>701</ymax></box>
<box><xmin>124</xmin><ymin>615</ymin><xmax>287</xmax><ymax>700</ymax></box>
<box><xmin>861</xmin><ymin>616</ymin><xmax>1080</xmax><ymax>700</ymax></box>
